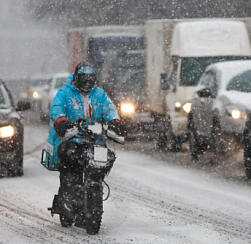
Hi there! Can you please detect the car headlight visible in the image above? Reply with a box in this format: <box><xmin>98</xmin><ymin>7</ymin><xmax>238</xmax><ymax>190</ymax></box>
<box><xmin>121</xmin><ymin>103</ymin><xmax>135</xmax><ymax>113</ymax></box>
<box><xmin>231</xmin><ymin>110</ymin><xmax>241</xmax><ymax>119</ymax></box>
<box><xmin>0</xmin><ymin>126</ymin><xmax>14</xmax><ymax>138</ymax></box>
<box><xmin>226</xmin><ymin>106</ymin><xmax>245</xmax><ymax>119</ymax></box>
<box><xmin>175</xmin><ymin>102</ymin><xmax>182</xmax><ymax>109</ymax></box>
<box><xmin>183</xmin><ymin>102</ymin><xmax>192</xmax><ymax>114</ymax></box>
<box><xmin>33</xmin><ymin>91</ymin><xmax>40</xmax><ymax>99</ymax></box>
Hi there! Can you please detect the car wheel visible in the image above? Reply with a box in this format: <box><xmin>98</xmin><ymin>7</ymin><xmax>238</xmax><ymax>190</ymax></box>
<box><xmin>155</xmin><ymin>116</ymin><xmax>180</xmax><ymax>152</ymax></box>
<box><xmin>40</xmin><ymin>112</ymin><xmax>48</xmax><ymax>123</ymax></box>
<box><xmin>16</xmin><ymin>158</ymin><xmax>24</xmax><ymax>176</ymax></box>
<box><xmin>212</xmin><ymin>117</ymin><xmax>225</xmax><ymax>156</ymax></box>
<box><xmin>8</xmin><ymin>155</ymin><xmax>23</xmax><ymax>177</ymax></box>
<box><xmin>188</xmin><ymin>119</ymin><xmax>203</xmax><ymax>160</ymax></box>
<box><xmin>244</xmin><ymin>131</ymin><xmax>251</xmax><ymax>179</ymax></box>
<box><xmin>8</xmin><ymin>135</ymin><xmax>24</xmax><ymax>177</ymax></box>
<box><xmin>38</xmin><ymin>101</ymin><xmax>49</xmax><ymax>124</ymax></box>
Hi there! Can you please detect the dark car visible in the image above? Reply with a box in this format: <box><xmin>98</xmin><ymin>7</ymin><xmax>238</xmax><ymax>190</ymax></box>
<box><xmin>0</xmin><ymin>79</ymin><xmax>30</xmax><ymax>177</ymax></box>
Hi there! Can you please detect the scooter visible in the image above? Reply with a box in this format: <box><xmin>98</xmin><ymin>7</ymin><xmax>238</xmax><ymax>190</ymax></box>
<box><xmin>41</xmin><ymin>119</ymin><xmax>117</xmax><ymax>234</ymax></box>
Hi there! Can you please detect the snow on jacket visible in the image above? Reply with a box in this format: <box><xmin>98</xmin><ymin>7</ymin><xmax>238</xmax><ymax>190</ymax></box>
<box><xmin>45</xmin><ymin>73</ymin><xmax>120</xmax><ymax>169</ymax></box>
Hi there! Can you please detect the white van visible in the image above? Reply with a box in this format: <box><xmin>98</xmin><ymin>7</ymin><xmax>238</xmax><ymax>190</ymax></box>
<box><xmin>40</xmin><ymin>72</ymin><xmax>70</xmax><ymax>122</ymax></box>
<box><xmin>26</xmin><ymin>74</ymin><xmax>53</xmax><ymax>113</ymax></box>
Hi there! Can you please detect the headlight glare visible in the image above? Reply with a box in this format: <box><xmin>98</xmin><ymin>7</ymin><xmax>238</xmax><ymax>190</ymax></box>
<box><xmin>227</xmin><ymin>106</ymin><xmax>245</xmax><ymax>119</ymax></box>
<box><xmin>121</xmin><ymin>104</ymin><xmax>135</xmax><ymax>113</ymax></box>
<box><xmin>231</xmin><ymin>110</ymin><xmax>241</xmax><ymax>119</ymax></box>
<box><xmin>33</xmin><ymin>91</ymin><xmax>40</xmax><ymax>99</ymax></box>
<box><xmin>0</xmin><ymin>126</ymin><xmax>14</xmax><ymax>138</ymax></box>
<box><xmin>183</xmin><ymin>102</ymin><xmax>192</xmax><ymax>113</ymax></box>
<box><xmin>175</xmin><ymin>102</ymin><xmax>182</xmax><ymax>108</ymax></box>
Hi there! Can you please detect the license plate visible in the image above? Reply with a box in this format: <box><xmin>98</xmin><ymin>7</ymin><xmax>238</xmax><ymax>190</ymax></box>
<box><xmin>94</xmin><ymin>147</ymin><xmax>107</xmax><ymax>162</ymax></box>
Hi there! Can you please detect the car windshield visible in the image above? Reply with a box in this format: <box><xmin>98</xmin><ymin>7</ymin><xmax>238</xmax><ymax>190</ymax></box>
<box><xmin>180</xmin><ymin>56</ymin><xmax>251</xmax><ymax>86</ymax></box>
<box><xmin>88</xmin><ymin>35</ymin><xmax>145</xmax><ymax>80</ymax></box>
<box><xmin>114</xmin><ymin>51</ymin><xmax>145</xmax><ymax>79</ymax></box>
<box><xmin>118</xmin><ymin>70</ymin><xmax>146</xmax><ymax>97</ymax></box>
<box><xmin>31</xmin><ymin>78</ymin><xmax>52</xmax><ymax>87</ymax></box>
<box><xmin>55</xmin><ymin>77</ymin><xmax>68</xmax><ymax>89</ymax></box>
<box><xmin>0</xmin><ymin>84</ymin><xmax>11</xmax><ymax>108</ymax></box>
<box><xmin>226</xmin><ymin>70</ymin><xmax>251</xmax><ymax>93</ymax></box>
<box><xmin>88</xmin><ymin>35</ymin><xmax>144</xmax><ymax>64</ymax></box>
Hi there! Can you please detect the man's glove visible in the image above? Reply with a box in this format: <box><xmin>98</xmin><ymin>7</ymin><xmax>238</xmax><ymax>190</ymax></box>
<box><xmin>107</xmin><ymin>119</ymin><xmax>126</xmax><ymax>144</ymax></box>
<box><xmin>55</xmin><ymin>118</ymin><xmax>78</xmax><ymax>141</ymax></box>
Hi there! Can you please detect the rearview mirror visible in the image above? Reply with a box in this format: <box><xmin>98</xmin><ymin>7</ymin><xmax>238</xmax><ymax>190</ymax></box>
<box><xmin>160</xmin><ymin>73</ymin><xmax>170</xmax><ymax>90</ymax></box>
<box><xmin>16</xmin><ymin>100</ymin><xmax>31</xmax><ymax>111</ymax></box>
<box><xmin>197</xmin><ymin>88</ymin><xmax>212</xmax><ymax>98</ymax></box>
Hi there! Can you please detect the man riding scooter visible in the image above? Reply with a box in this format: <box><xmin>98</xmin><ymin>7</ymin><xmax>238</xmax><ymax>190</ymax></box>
<box><xmin>46</xmin><ymin>61</ymin><xmax>126</xmax><ymax>227</ymax></box>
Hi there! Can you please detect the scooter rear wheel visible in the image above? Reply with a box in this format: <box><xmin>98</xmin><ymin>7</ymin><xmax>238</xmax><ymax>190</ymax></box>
<box><xmin>60</xmin><ymin>214</ymin><xmax>74</xmax><ymax>227</ymax></box>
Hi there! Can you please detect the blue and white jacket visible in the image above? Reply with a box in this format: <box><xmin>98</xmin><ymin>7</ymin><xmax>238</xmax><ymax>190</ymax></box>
<box><xmin>46</xmin><ymin>73</ymin><xmax>120</xmax><ymax>169</ymax></box>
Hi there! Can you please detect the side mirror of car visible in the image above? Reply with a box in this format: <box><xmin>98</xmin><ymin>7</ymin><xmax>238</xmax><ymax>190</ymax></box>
<box><xmin>160</xmin><ymin>73</ymin><xmax>170</xmax><ymax>90</ymax></box>
<box><xmin>197</xmin><ymin>88</ymin><xmax>212</xmax><ymax>98</ymax></box>
<box><xmin>43</xmin><ymin>84</ymin><xmax>51</xmax><ymax>92</ymax></box>
<box><xmin>16</xmin><ymin>100</ymin><xmax>31</xmax><ymax>111</ymax></box>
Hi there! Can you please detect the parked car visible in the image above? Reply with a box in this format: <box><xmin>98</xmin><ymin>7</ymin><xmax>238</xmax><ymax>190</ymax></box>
<box><xmin>188</xmin><ymin>60</ymin><xmax>251</xmax><ymax>159</ymax></box>
<box><xmin>0</xmin><ymin>79</ymin><xmax>31</xmax><ymax>177</ymax></box>
<box><xmin>23</xmin><ymin>74</ymin><xmax>53</xmax><ymax>114</ymax></box>
<box><xmin>40</xmin><ymin>72</ymin><xmax>70</xmax><ymax>122</ymax></box>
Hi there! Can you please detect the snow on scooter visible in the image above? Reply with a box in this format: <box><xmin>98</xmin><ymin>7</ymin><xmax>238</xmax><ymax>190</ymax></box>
<box><xmin>41</xmin><ymin>118</ymin><xmax>124</xmax><ymax>234</ymax></box>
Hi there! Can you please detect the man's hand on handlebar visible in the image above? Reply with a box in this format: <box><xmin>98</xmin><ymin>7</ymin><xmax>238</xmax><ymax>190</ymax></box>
<box><xmin>54</xmin><ymin>118</ymin><xmax>127</xmax><ymax>144</ymax></box>
<box><xmin>107</xmin><ymin>119</ymin><xmax>126</xmax><ymax>144</ymax></box>
<box><xmin>55</xmin><ymin>118</ymin><xmax>78</xmax><ymax>141</ymax></box>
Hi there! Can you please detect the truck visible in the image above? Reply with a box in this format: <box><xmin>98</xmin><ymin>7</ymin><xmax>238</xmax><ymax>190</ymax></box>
<box><xmin>100</xmin><ymin>48</ymin><xmax>151</xmax><ymax>138</ymax></box>
<box><xmin>67</xmin><ymin>25</ymin><xmax>145</xmax><ymax>81</ymax></box>
<box><xmin>67</xmin><ymin>25</ymin><xmax>150</xmax><ymax>138</ymax></box>
<box><xmin>145</xmin><ymin>18</ymin><xmax>251</xmax><ymax>150</ymax></box>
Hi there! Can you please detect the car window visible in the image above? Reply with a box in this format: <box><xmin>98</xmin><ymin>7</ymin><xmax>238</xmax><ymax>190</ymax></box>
<box><xmin>55</xmin><ymin>77</ymin><xmax>68</xmax><ymax>89</ymax></box>
<box><xmin>203</xmin><ymin>71</ymin><xmax>218</xmax><ymax>97</ymax></box>
<box><xmin>226</xmin><ymin>70</ymin><xmax>251</xmax><ymax>93</ymax></box>
<box><xmin>32</xmin><ymin>78</ymin><xmax>52</xmax><ymax>87</ymax></box>
<box><xmin>180</xmin><ymin>56</ymin><xmax>251</xmax><ymax>86</ymax></box>
<box><xmin>0</xmin><ymin>84</ymin><xmax>11</xmax><ymax>108</ymax></box>
<box><xmin>201</xmin><ymin>71</ymin><xmax>213</xmax><ymax>86</ymax></box>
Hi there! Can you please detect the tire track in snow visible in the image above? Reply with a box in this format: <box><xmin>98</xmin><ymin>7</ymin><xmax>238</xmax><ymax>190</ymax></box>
<box><xmin>108</xmin><ymin>179</ymin><xmax>251</xmax><ymax>242</ymax></box>
<box><xmin>0</xmin><ymin>197</ymin><xmax>105</xmax><ymax>244</ymax></box>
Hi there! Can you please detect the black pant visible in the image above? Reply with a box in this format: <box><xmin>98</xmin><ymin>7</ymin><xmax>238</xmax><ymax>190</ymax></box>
<box><xmin>58</xmin><ymin>155</ymin><xmax>84</xmax><ymax>204</ymax></box>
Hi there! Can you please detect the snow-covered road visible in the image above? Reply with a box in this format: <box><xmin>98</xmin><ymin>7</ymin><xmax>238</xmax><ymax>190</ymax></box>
<box><xmin>0</xmin><ymin>119</ymin><xmax>251</xmax><ymax>243</ymax></box>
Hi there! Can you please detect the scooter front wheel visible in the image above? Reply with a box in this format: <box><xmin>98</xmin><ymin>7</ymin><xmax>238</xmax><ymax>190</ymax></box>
<box><xmin>85</xmin><ymin>188</ymin><xmax>103</xmax><ymax>235</ymax></box>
